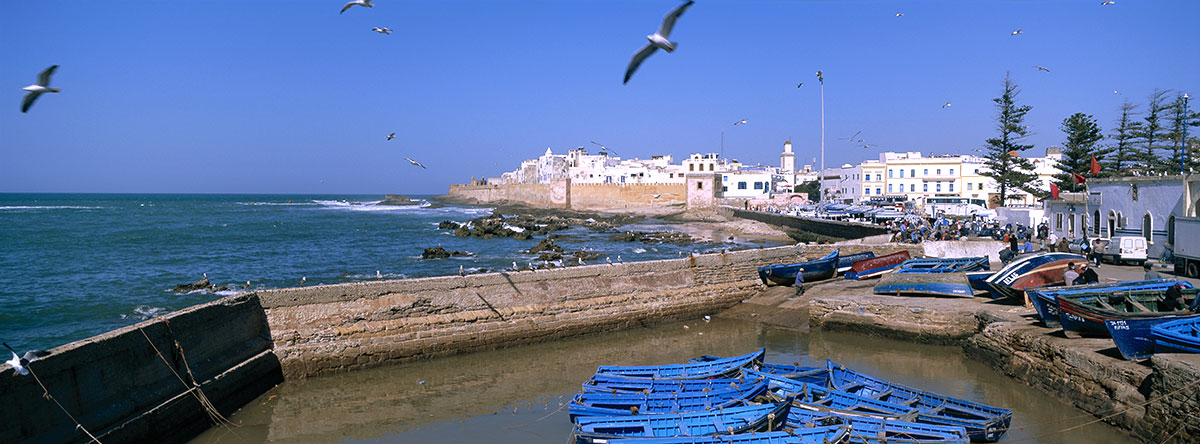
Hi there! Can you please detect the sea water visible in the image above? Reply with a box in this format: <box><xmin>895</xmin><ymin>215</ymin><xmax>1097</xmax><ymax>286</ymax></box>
<box><xmin>0</xmin><ymin>193</ymin><xmax>757</xmax><ymax>351</ymax></box>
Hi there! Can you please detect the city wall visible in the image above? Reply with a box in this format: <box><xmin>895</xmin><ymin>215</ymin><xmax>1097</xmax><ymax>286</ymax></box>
<box><xmin>447</xmin><ymin>183</ymin><xmax>565</xmax><ymax>208</ymax></box>
<box><xmin>447</xmin><ymin>181</ymin><xmax>685</xmax><ymax>210</ymax></box>
<box><xmin>729</xmin><ymin>208</ymin><xmax>890</xmax><ymax>239</ymax></box>
<box><xmin>0</xmin><ymin>294</ymin><xmax>282</xmax><ymax>444</ymax></box>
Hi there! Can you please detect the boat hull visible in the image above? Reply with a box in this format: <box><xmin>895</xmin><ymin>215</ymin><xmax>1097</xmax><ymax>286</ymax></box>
<box><xmin>983</xmin><ymin>253</ymin><xmax>1085</xmax><ymax>302</ymax></box>
<box><xmin>574</xmin><ymin>399</ymin><xmax>792</xmax><ymax>444</ymax></box>
<box><xmin>836</xmin><ymin>252</ymin><xmax>875</xmax><ymax>275</ymax></box>
<box><xmin>594</xmin><ymin>348</ymin><xmax>764</xmax><ymax>379</ymax></box>
<box><xmin>759</xmin><ymin>250</ymin><xmax>839</xmax><ymax>286</ymax></box>
<box><xmin>604</xmin><ymin>427</ymin><xmax>851</xmax><ymax>444</ymax></box>
<box><xmin>874</xmin><ymin>272</ymin><xmax>975</xmax><ymax>297</ymax></box>
<box><xmin>1106</xmin><ymin>314</ymin><xmax>1200</xmax><ymax>360</ymax></box>
<box><xmin>1152</xmin><ymin>317</ymin><xmax>1200</xmax><ymax>354</ymax></box>
<box><xmin>846</xmin><ymin>251</ymin><xmax>912</xmax><ymax>280</ymax></box>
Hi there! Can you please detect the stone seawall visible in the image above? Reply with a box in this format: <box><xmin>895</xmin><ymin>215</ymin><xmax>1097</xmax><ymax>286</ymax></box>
<box><xmin>729</xmin><ymin>209</ymin><xmax>890</xmax><ymax>239</ymax></box>
<box><xmin>446</xmin><ymin>181</ymin><xmax>686</xmax><ymax>210</ymax></box>
<box><xmin>0</xmin><ymin>294</ymin><xmax>282</xmax><ymax>444</ymax></box>
<box><xmin>256</xmin><ymin>243</ymin><xmax>915</xmax><ymax>379</ymax></box>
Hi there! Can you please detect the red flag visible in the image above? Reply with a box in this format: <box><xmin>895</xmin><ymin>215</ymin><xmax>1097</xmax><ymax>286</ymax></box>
<box><xmin>1073</xmin><ymin>173</ymin><xmax>1087</xmax><ymax>184</ymax></box>
<box><xmin>1050</xmin><ymin>183</ymin><xmax>1060</xmax><ymax>199</ymax></box>
<box><xmin>1090</xmin><ymin>155</ymin><xmax>1100</xmax><ymax>175</ymax></box>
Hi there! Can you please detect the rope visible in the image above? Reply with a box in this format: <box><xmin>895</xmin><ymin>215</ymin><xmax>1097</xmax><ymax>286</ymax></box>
<box><xmin>26</xmin><ymin>367</ymin><xmax>103</xmax><ymax>443</ymax></box>
<box><xmin>137</xmin><ymin>324</ymin><xmax>247</xmax><ymax>444</ymax></box>
<box><xmin>504</xmin><ymin>398</ymin><xmax>571</xmax><ymax>429</ymax></box>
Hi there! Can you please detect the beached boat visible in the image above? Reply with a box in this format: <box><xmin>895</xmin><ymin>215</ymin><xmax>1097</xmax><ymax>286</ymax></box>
<box><xmin>583</xmin><ymin>374</ymin><xmax>751</xmax><ymax>394</ymax></box>
<box><xmin>1030</xmin><ymin>280</ymin><xmax>1190</xmax><ymax>328</ymax></box>
<box><xmin>603</xmin><ymin>427</ymin><xmax>851</xmax><ymax>444</ymax></box>
<box><xmin>1152</xmin><ymin>317</ymin><xmax>1200</xmax><ymax>354</ymax></box>
<box><xmin>568</xmin><ymin>380</ymin><xmax>768</xmax><ymax>419</ymax></box>
<box><xmin>982</xmin><ymin>252</ymin><xmax>1085</xmax><ymax>301</ymax></box>
<box><xmin>893</xmin><ymin>257</ymin><xmax>990</xmax><ymax>274</ymax></box>
<box><xmin>758</xmin><ymin>250</ymin><xmax>840</xmax><ymax>286</ymax></box>
<box><xmin>965</xmin><ymin>271</ymin><xmax>994</xmax><ymax>293</ymax></box>
<box><xmin>787</xmin><ymin>409</ymin><xmax>969</xmax><ymax>444</ymax></box>
<box><xmin>1056</xmin><ymin>288</ymin><xmax>1199</xmax><ymax>338</ymax></box>
<box><xmin>1105</xmin><ymin>313</ymin><xmax>1200</xmax><ymax>360</ymax></box>
<box><xmin>873</xmin><ymin>273</ymin><xmax>976</xmax><ymax>297</ymax></box>
<box><xmin>845</xmin><ymin>251</ymin><xmax>912</xmax><ymax>280</ymax></box>
<box><xmin>573</xmin><ymin>399</ymin><xmax>792</xmax><ymax>444</ymax></box>
<box><xmin>594</xmin><ymin>348</ymin><xmax>764</xmax><ymax>379</ymax></box>
<box><xmin>836</xmin><ymin>252</ymin><xmax>875</xmax><ymax>275</ymax></box>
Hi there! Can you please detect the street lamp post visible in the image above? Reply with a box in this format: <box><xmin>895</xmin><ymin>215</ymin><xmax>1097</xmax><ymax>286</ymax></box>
<box><xmin>1183</xmin><ymin>93</ymin><xmax>1191</xmax><ymax>175</ymax></box>
<box><xmin>817</xmin><ymin>70</ymin><xmax>825</xmax><ymax>204</ymax></box>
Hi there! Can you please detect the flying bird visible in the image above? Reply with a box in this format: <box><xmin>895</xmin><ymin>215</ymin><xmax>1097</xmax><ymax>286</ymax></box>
<box><xmin>862</xmin><ymin>144</ymin><xmax>877</xmax><ymax>149</ymax></box>
<box><xmin>21</xmin><ymin>65</ymin><xmax>60</xmax><ymax>113</ymax></box>
<box><xmin>405</xmin><ymin>157</ymin><xmax>427</xmax><ymax>169</ymax></box>
<box><xmin>386</xmin><ymin>132</ymin><xmax>396</xmax><ymax>140</ymax></box>
<box><xmin>1011</xmin><ymin>29</ymin><xmax>1023</xmax><ymax>36</ymax></box>
<box><xmin>3</xmin><ymin>343</ymin><xmax>50</xmax><ymax>376</ymax></box>
<box><xmin>942</xmin><ymin>101</ymin><xmax>952</xmax><ymax>108</ymax></box>
<box><xmin>895</xmin><ymin>12</ymin><xmax>903</xmax><ymax>17</ymax></box>
<box><xmin>340</xmin><ymin>0</ymin><xmax>373</xmax><ymax>14</ymax></box>
<box><xmin>623</xmin><ymin>0</ymin><xmax>695</xmax><ymax>84</ymax></box>
<box><xmin>1101</xmin><ymin>1</ymin><xmax>1115</xmax><ymax>5</ymax></box>
<box><xmin>733</xmin><ymin>119</ymin><xmax>747</xmax><ymax>125</ymax></box>
<box><xmin>1035</xmin><ymin>66</ymin><xmax>1050</xmax><ymax>72</ymax></box>
<box><xmin>590</xmin><ymin>141</ymin><xmax>619</xmax><ymax>156</ymax></box>
<box><xmin>1113</xmin><ymin>90</ymin><xmax>1120</xmax><ymax>95</ymax></box>
<box><xmin>372</xmin><ymin>27</ymin><xmax>392</xmax><ymax>35</ymax></box>
<box><xmin>839</xmin><ymin>131</ymin><xmax>862</xmax><ymax>142</ymax></box>
<box><xmin>796</xmin><ymin>82</ymin><xmax>803</xmax><ymax>88</ymax></box>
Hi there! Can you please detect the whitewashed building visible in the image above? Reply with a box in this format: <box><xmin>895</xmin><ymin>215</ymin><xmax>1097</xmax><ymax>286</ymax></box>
<box><xmin>1044</xmin><ymin>175</ymin><xmax>1184</xmax><ymax>259</ymax></box>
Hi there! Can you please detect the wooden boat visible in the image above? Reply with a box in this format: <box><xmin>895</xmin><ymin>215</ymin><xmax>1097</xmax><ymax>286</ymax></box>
<box><xmin>583</xmin><ymin>374</ymin><xmax>751</xmax><ymax>394</ymax></box>
<box><xmin>965</xmin><ymin>271</ymin><xmax>994</xmax><ymax>293</ymax></box>
<box><xmin>1029</xmin><ymin>280</ymin><xmax>1190</xmax><ymax>328</ymax></box>
<box><xmin>873</xmin><ymin>273</ymin><xmax>976</xmax><ymax>298</ymax></box>
<box><xmin>836</xmin><ymin>252</ymin><xmax>875</xmax><ymax>275</ymax></box>
<box><xmin>1152</xmin><ymin>317</ymin><xmax>1200</xmax><ymax>354</ymax></box>
<box><xmin>594</xmin><ymin>348</ymin><xmax>764</xmax><ymax>379</ymax></box>
<box><xmin>845</xmin><ymin>251</ymin><xmax>912</xmax><ymax>280</ymax></box>
<box><xmin>573</xmin><ymin>398</ymin><xmax>792</xmax><ymax>444</ymax></box>
<box><xmin>758</xmin><ymin>250</ymin><xmax>840</xmax><ymax>286</ymax></box>
<box><xmin>1056</xmin><ymin>288</ymin><xmax>1200</xmax><ymax>338</ymax></box>
<box><xmin>603</xmin><ymin>427</ymin><xmax>851</xmax><ymax>444</ymax></box>
<box><xmin>1105</xmin><ymin>313</ymin><xmax>1200</xmax><ymax>360</ymax></box>
<box><xmin>892</xmin><ymin>257</ymin><xmax>990</xmax><ymax>274</ymax></box>
<box><xmin>982</xmin><ymin>252</ymin><xmax>1085</xmax><ymax>301</ymax></box>
<box><xmin>568</xmin><ymin>380</ymin><xmax>768</xmax><ymax>419</ymax></box>
<box><xmin>787</xmin><ymin>409</ymin><xmax>969</xmax><ymax>444</ymax></box>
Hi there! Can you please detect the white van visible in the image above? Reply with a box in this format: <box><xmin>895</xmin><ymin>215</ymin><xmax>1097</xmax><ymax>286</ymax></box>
<box><xmin>1101</xmin><ymin>236</ymin><xmax>1148</xmax><ymax>265</ymax></box>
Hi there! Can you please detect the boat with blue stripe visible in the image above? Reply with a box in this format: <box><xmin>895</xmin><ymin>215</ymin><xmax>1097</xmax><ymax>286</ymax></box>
<box><xmin>1105</xmin><ymin>313</ymin><xmax>1200</xmax><ymax>360</ymax></box>
<box><xmin>602</xmin><ymin>427</ymin><xmax>851</xmax><ymax>444</ymax></box>
<box><xmin>1152</xmin><ymin>317</ymin><xmax>1200</xmax><ymax>354</ymax></box>
<box><xmin>568</xmin><ymin>380</ymin><xmax>768</xmax><ymax>419</ymax></box>
<box><xmin>787</xmin><ymin>408</ymin><xmax>969</xmax><ymax>444</ymax></box>
<box><xmin>572</xmin><ymin>398</ymin><xmax>792</xmax><ymax>444</ymax></box>
<box><xmin>1030</xmin><ymin>279</ymin><xmax>1190</xmax><ymax>328</ymax></box>
<box><xmin>1057</xmin><ymin>288</ymin><xmax>1199</xmax><ymax>338</ymax></box>
<box><xmin>583</xmin><ymin>374</ymin><xmax>751</xmax><ymax>394</ymax></box>
<box><xmin>758</xmin><ymin>250</ymin><xmax>840</xmax><ymax>286</ymax></box>
<box><xmin>836</xmin><ymin>252</ymin><xmax>876</xmax><ymax>275</ymax></box>
<box><xmin>892</xmin><ymin>257</ymin><xmax>990</xmax><ymax>274</ymax></box>
<box><xmin>594</xmin><ymin>348</ymin><xmax>764</xmax><ymax>379</ymax></box>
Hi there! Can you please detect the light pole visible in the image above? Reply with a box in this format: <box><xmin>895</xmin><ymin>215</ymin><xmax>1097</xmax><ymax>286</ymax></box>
<box><xmin>1183</xmin><ymin>93</ymin><xmax>1191</xmax><ymax>175</ymax></box>
<box><xmin>817</xmin><ymin>70</ymin><xmax>825</xmax><ymax>204</ymax></box>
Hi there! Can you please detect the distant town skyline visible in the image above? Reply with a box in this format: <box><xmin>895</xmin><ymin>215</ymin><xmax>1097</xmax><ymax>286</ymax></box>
<box><xmin>2</xmin><ymin>1</ymin><xmax>1196</xmax><ymax>194</ymax></box>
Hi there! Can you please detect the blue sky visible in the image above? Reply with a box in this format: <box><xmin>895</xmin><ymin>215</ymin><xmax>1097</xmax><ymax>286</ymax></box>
<box><xmin>2</xmin><ymin>0</ymin><xmax>1197</xmax><ymax>194</ymax></box>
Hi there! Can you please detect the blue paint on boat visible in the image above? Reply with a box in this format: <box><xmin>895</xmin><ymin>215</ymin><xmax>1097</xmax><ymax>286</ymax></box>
<box><xmin>787</xmin><ymin>408</ymin><xmax>969</xmax><ymax>444</ymax></box>
<box><xmin>1152</xmin><ymin>317</ymin><xmax>1200</xmax><ymax>354</ymax></box>
<box><xmin>873</xmin><ymin>280</ymin><xmax>975</xmax><ymax>297</ymax></box>
<box><xmin>836</xmin><ymin>252</ymin><xmax>875</xmax><ymax>274</ymax></box>
<box><xmin>583</xmin><ymin>374</ymin><xmax>751</xmax><ymax>394</ymax></box>
<box><xmin>758</xmin><ymin>250</ymin><xmax>839</xmax><ymax>286</ymax></box>
<box><xmin>893</xmin><ymin>257</ymin><xmax>989</xmax><ymax>274</ymax></box>
<box><xmin>568</xmin><ymin>380</ymin><xmax>769</xmax><ymax>419</ymax></box>
<box><xmin>573</xmin><ymin>398</ymin><xmax>792</xmax><ymax>444</ymax></box>
<box><xmin>603</xmin><ymin>427</ymin><xmax>850</xmax><ymax>444</ymax></box>
<box><xmin>1105</xmin><ymin>314</ymin><xmax>1200</xmax><ymax>360</ymax></box>
<box><xmin>594</xmin><ymin>348</ymin><xmax>764</xmax><ymax>379</ymax></box>
<box><xmin>1029</xmin><ymin>280</ymin><xmax>1190</xmax><ymax>328</ymax></box>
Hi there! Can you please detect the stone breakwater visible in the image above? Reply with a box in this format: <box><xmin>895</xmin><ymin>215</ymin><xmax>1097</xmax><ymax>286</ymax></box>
<box><xmin>256</xmin><ymin>243</ymin><xmax>917</xmax><ymax>379</ymax></box>
<box><xmin>734</xmin><ymin>278</ymin><xmax>1199</xmax><ymax>444</ymax></box>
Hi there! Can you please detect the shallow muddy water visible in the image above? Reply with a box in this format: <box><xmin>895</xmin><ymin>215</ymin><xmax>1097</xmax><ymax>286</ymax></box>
<box><xmin>191</xmin><ymin>319</ymin><xmax>1136</xmax><ymax>444</ymax></box>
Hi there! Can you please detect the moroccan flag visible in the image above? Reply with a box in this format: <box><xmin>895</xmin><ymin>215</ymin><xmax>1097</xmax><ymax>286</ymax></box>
<box><xmin>1050</xmin><ymin>183</ymin><xmax>1060</xmax><ymax>199</ymax></box>
<box><xmin>1073</xmin><ymin>173</ymin><xmax>1087</xmax><ymax>184</ymax></box>
<box><xmin>1090</xmin><ymin>155</ymin><xmax>1101</xmax><ymax>175</ymax></box>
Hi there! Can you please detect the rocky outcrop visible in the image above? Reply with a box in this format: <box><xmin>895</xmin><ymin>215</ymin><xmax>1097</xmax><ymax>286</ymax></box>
<box><xmin>421</xmin><ymin>247</ymin><xmax>473</xmax><ymax>259</ymax></box>
<box><xmin>607</xmin><ymin>230</ymin><xmax>694</xmax><ymax>244</ymax></box>
<box><xmin>377</xmin><ymin>194</ymin><xmax>419</xmax><ymax>206</ymax></box>
<box><xmin>171</xmin><ymin>278</ymin><xmax>227</xmax><ymax>293</ymax></box>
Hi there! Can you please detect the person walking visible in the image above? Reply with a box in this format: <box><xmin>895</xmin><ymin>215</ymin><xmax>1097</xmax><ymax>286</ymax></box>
<box><xmin>1048</xmin><ymin>231</ymin><xmax>1059</xmax><ymax>252</ymax></box>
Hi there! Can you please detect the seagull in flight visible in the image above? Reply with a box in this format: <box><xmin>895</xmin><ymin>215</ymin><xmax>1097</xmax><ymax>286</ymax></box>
<box><xmin>4</xmin><ymin>343</ymin><xmax>49</xmax><ymax>376</ymax></box>
<box><xmin>839</xmin><ymin>130</ymin><xmax>862</xmax><ymax>142</ymax></box>
<box><xmin>1113</xmin><ymin>90</ymin><xmax>1120</xmax><ymax>95</ymax></box>
<box><xmin>1101</xmin><ymin>1</ymin><xmax>1115</xmax><ymax>5</ymax></box>
<box><xmin>796</xmin><ymin>82</ymin><xmax>803</xmax><ymax>88</ymax></box>
<box><xmin>590</xmin><ymin>141</ymin><xmax>619</xmax><ymax>156</ymax></box>
<box><xmin>862</xmin><ymin>144</ymin><xmax>877</xmax><ymax>149</ymax></box>
<box><xmin>1035</xmin><ymin>66</ymin><xmax>1050</xmax><ymax>72</ymax></box>
<box><xmin>942</xmin><ymin>101</ymin><xmax>952</xmax><ymax>108</ymax></box>
<box><xmin>341</xmin><ymin>0</ymin><xmax>373</xmax><ymax>14</ymax></box>
<box><xmin>733</xmin><ymin>119</ymin><xmax>748</xmax><ymax>125</ymax></box>
<box><xmin>644</xmin><ymin>192</ymin><xmax>676</xmax><ymax>199</ymax></box>
<box><xmin>623</xmin><ymin>0</ymin><xmax>695</xmax><ymax>84</ymax></box>
<box><xmin>386</xmin><ymin>132</ymin><xmax>396</xmax><ymax>140</ymax></box>
<box><xmin>372</xmin><ymin>27</ymin><xmax>392</xmax><ymax>35</ymax></box>
<box><xmin>406</xmin><ymin>157</ymin><xmax>427</xmax><ymax>169</ymax></box>
<box><xmin>895</xmin><ymin>12</ymin><xmax>903</xmax><ymax>17</ymax></box>
<box><xmin>1011</xmin><ymin>29</ymin><xmax>1023</xmax><ymax>36</ymax></box>
<box><xmin>21</xmin><ymin>65</ymin><xmax>60</xmax><ymax>113</ymax></box>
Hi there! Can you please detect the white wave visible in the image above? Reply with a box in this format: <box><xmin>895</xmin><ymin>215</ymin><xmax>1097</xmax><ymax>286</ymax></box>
<box><xmin>235</xmin><ymin>201</ymin><xmax>320</xmax><ymax>206</ymax></box>
<box><xmin>0</xmin><ymin>205</ymin><xmax>102</xmax><ymax>210</ymax></box>
<box><xmin>502</xmin><ymin>224</ymin><xmax>526</xmax><ymax>232</ymax></box>
<box><xmin>121</xmin><ymin>305</ymin><xmax>169</xmax><ymax>321</ymax></box>
<box><xmin>633</xmin><ymin>248</ymin><xmax>647</xmax><ymax>254</ymax></box>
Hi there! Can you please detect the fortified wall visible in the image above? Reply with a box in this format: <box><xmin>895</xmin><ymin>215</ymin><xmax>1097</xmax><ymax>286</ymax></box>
<box><xmin>730</xmin><ymin>208</ymin><xmax>890</xmax><ymax>239</ymax></box>
<box><xmin>447</xmin><ymin>180</ymin><xmax>686</xmax><ymax>210</ymax></box>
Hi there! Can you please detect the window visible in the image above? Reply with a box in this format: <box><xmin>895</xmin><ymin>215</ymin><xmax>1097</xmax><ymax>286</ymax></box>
<box><xmin>923</xmin><ymin>183</ymin><xmax>928</xmax><ymax>192</ymax></box>
<box><xmin>911</xmin><ymin>169</ymin><xmax>916</xmax><ymax>177</ymax></box>
<box><xmin>900</xmin><ymin>170</ymin><xmax>905</xmax><ymax>178</ymax></box>
<box><xmin>738</xmin><ymin>181</ymin><xmax>747</xmax><ymax>190</ymax></box>
<box><xmin>754</xmin><ymin>182</ymin><xmax>764</xmax><ymax>190</ymax></box>
<box><xmin>697</xmin><ymin>182</ymin><xmax>703</xmax><ymax>189</ymax></box>
<box><xmin>1094</xmin><ymin>210</ymin><xmax>1102</xmax><ymax>236</ymax></box>
<box><xmin>936</xmin><ymin>183</ymin><xmax>941</xmax><ymax>192</ymax></box>
<box><xmin>708</xmin><ymin>163</ymin><xmax>714</xmax><ymax>171</ymax></box>
<box><xmin>669</xmin><ymin>173</ymin><xmax>673</xmax><ymax>178</ymax></box>
<box><xmin>689</xmin><ymin>164</ymin><xmax>695</xmax><ymax>172</ymax></box>
<box><xmin>1055</xmin><ymin>213</ymin><xmax>1063</xmax><ymax>230</ymax></box>
<box><xmin>876</xmin><ymin>188</ymin><xmax>882</xmax><ymax>195</ymax></box>
<box><xmin>979</xmin><ymin>182</ymin><xmax>984</xmax><ymax>190</ymax></box>
<box><xmin>936</xmin><ymin>169</ymin><xmax>942</xmax><ymax>175</ymax></box>
<box><xmin>888</xmin><ymin>169</ymin><xmax>894</xmax><ymax>178</ymax></box>
<box><xmin>949</xmin><ymin>183</ymin><xmax>955</xmax><ymax>192</ymax></box>
<box><xmin>950</xmin><ymin>168</ymin><xmax>955</xmax><ymax>175</ymax></box>
<box><xmin>967</xmin><ymin>183</ymin><xmax>972</xmax><ymax>190</ymax></box>
<box><xmin>876</xmin><ymin>173</ymin><xmax>881</xmax><ymax>181</ymax></box>
<box><xmin>888</xmin><ymin>184</ymin><xmax>893</xmax><ymax>193</ymax></box>
<box><xmin>910</xmin><ymin>184</ymin><xmax>915</xmax><ymax>192</ymax></box>
<box><xmin>923</xmin><ymin>169</ymin><xmax>929</xmax><ymax>176</ymax></box>
<box><xmin>1169</xmin><ymin>215</ymin><xmax>1176</xmax><ymax>244</ymax></box>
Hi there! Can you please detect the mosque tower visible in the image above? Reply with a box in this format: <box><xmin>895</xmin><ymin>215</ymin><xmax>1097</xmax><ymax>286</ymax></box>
<box><xmin>780</xmin><ymin>140</ymin><xmax>795</xmax><ymax>175</ymax></box>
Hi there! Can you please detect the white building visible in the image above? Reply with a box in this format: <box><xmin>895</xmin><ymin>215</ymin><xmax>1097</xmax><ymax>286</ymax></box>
<box><xmin>1044</xmin><ymin>175</ymin><xmax>1183</xmax><ymax>259</ymax></box>
<box><xmin>721</xmin><ymin>169</ymin><xmax>777</xmax><ymax>199</ymax></box>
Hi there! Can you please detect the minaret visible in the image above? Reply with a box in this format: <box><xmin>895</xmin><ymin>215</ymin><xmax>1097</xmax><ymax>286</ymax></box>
<box><xmin>780</xmin><ymin>140</ymin><xmax>796</xmax><ymax>175</ymax></box>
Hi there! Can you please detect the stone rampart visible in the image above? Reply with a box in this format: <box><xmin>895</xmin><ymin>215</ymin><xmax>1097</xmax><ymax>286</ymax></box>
<box><xmin>0</xmin><ymin>294</ymin><xmax>281</xmax><ymax>444</ymax></box>
<box><xmin>730</xmin><ymin>209</ymin><xmax>890</xmax><ymax>239</ymax></box>
<box><xmin>569</xmin><ymin>182</ymin><xmax>686</xmax><ymax>209</ymax></box>
<box><xmin>447</xmin><ymin>183</ymin><xmax>560</xmax><ymax>208</ymax></box>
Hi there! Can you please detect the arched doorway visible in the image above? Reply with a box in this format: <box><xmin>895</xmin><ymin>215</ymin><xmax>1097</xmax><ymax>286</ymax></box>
<box><xmin>1107</xmin><ymin>210</ymin><xmax>1117</xmax><ymax>239</ymax></box>
<box><xmin>1168</xmin><ymin>214</ymin><xmax>1176</xmax><ymax>246</ymax></box>
<box><xmin>1142</xmin><ymin>212</ymin><xmax>1153</xmax><ymax>244</ymax></box>
<box><xmin>1093</xmin><ymin>210</ymin><xmax>1101</xmax><ymax>237</ymax></box>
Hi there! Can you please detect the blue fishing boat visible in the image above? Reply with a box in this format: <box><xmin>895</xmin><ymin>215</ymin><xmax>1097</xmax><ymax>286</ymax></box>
<box><xmin>893</xmin><ymin>257</ymin><xmax>990</xmax><ymax>274</ymax></box>
<box><xmin>845</xmin><ymin>251</ymin><xmax>912</xmax><ymax>280</ymax></box>
<box><xmin>1105</xmin><ymin>313</ymin><xmax>1200</xmax><ymax>360</ymax></box>
<box><xmin>873</xmin><ymin>273</ymin><xmax>976</xmax><ymax>297</ymax></box>
<box><xmin>573</xmin><ymin>398</ymin><xmax>792</xmax><ymax>444</ymax></box>
<box><xmin>1152</xmin><ymin>317</ymin><xmax>1200</xmax><ymax>354</ymax></box>
<box><xmin>603</xmin><ymin>427</ymin><xmax>851</xmax><ymax>444</ymax></box>
<box><xmin>594</xmin><ymin>348</ymin><xmax>764</xmax><ymax>379</ymax></box>
<box><xmin>982</xmin><ymin>252</ymin><xmax>1084</xmax><ymax>301</ymax></box>
<box><xmin>787</xmin><ymin>409</ymin><xmax>969</xmax><ymax>444</ymax></box>
<box><xmin>965</xmin><ymin>271</ymin><xmax>994</xmax><ymax>293</ymax></box>
<box><xmin>1057</xmin><ymin>287</ymin><xmax>1199</xmax><ymax>338</ymax></box>
<box><xmin>583</xmin><ymin>374</ymin><xmax>751</xmax><ymax>394</ymax></box>
<box><xmin>836</xmin><ymin>252</ymin><xmax>875</xmax><ymax>275</ymax></box>
<box><xmin>568</xmin><ymin>380</ymin><xmax>768</xmax><ymax>419</ymax></box>
<box><xmin>758</xmin><ymin>250</ymin><xmax>840</xmax><ymax>286</ymax></box>
<box><xmin>1030</xmin><ymin>280</ymin><xmax>1190</xmax><ymax>328</ymax></box>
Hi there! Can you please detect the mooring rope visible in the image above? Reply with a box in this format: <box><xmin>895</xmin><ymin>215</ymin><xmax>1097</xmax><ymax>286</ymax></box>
<box><xmin>137</xmin><ymin>324</ymin><xmax>247</xmax><ymax>443</ymax></box>
<box><xmin>26</xmin><ymin>367</ymin><xmax>104</xmax><ymax>443</ymax></box>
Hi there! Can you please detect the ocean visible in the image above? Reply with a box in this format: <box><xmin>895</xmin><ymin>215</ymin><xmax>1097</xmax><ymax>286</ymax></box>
<box><xmin>0</xmin><ymin>193</ymin><xmax>768</xmax><ymax>351</ymax></box>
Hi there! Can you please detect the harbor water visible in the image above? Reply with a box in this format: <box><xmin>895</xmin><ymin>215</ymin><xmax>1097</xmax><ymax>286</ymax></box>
<box><xmin>191</xmin><ymin>318</ymin><xmax>1135</xmax><ymax>444</ymax></box>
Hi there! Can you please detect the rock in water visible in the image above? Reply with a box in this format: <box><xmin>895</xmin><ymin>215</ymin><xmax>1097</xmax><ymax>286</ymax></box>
<box><xmin>421</xmin><ymin>247</ymin><xmax>473</xmax><ymax>259</ymax></box>
<box><xmin>172</xmin><ymin>278</ymin><xmax>214</xmax><ymax>293</ymax></box>
<box><xmin>377</xmin><ymin>194</ymin><xmax>419</xmax><ymax>206</ymax></box>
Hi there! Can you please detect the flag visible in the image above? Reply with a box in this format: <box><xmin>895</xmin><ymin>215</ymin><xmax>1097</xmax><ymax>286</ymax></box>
<box><xmin>1073</xmin><ymin>173</ymin><xmax>1087</xmax><ymax>184</ymax></box>
<box><xmin>1090</xmin><ymin>155</ymin><xmax>1100</xmax><ymax>175</ymax></box>
<box><xmin>1050</xmin><ymin>183</ymin><xmax>1060</xmax><ymax>199</ymax></box>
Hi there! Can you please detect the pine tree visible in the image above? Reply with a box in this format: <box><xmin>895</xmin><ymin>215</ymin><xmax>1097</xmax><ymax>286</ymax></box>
<box><xmin>1052</xmin><ymin>113</ymin><xmax>1105</xmax><ymax>191</ymax></box>
<box><xmin>1166</xmin><ymin>92</ymin><xmax>1200</xmax><ymax>172</ymax></box>
<box><xmin>1106</xmin><ymin>100</ymin><xmax>1141</xmax><ymax>175</ymax></box>
<box><xmin>981</xmin><ymin>73</ymin><xmax>1041</xmax><ymax>204</ymax></box>
<box><xmin>1134</xmin><ymin>89</ymin><xmax>1172</xmax><ymax>173</ymax></box>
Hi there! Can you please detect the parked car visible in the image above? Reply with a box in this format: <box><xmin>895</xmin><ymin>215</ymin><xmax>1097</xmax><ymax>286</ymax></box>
<box><xmin>1100</xmin><ymin>236</ymin><xmax>1148</xmax><ymax>265</ymax></box>
<box><xmin>1066</xmin><ymin>238</ymin><xmax>1090</xmax><ymax>255</ymax></box>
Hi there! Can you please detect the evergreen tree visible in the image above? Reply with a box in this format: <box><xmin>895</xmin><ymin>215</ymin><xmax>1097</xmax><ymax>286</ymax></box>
<box><xmin>1052</xmin><ymin>113</ymin><xmax>1105</xmax><ymax>191</ymax></box>
<box><xmin>981</xmin><ymin>73</ymin><xmax>1041</xmax><ymax>204</ymax></box>
<box><xmin>1106</xmin><ymin>100</ymin><xmax>1141</xmax><ymax>175</ymax></box>
<box><xmin>1133</xmin><ymin>89</ymin><xmax>1172</xmax><ymax>173</ymax></box>
<box><xmin>796</xmin><ymin>180</ymin><xmax>820</xmax><ymax>202</ymax></box>
<box><xmin>1165</xmin><ymin>92</ymin><xmax>1200</xmax><ymax>172</ymax></box>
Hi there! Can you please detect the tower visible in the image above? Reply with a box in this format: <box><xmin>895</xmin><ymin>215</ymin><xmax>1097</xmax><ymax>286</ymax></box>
<box><xmin>780</xmin><ymin>140</ymin><xmax>796</xmax><ymax>175</ymax></box>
